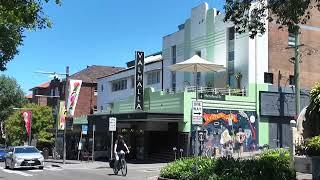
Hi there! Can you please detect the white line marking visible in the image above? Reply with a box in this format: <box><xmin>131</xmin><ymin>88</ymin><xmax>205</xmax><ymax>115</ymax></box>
<box><xmin>28</xmin><ymin>169</ymin><xmax>43</xmax><ymax>172</ymax></box>
<box><xmin>2</xmin><ymin>169</ymin><xmax>33</xmax><ymax>176</ymax></box>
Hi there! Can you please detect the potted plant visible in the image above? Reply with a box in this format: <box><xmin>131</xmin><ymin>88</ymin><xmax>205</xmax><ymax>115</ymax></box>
<box><xmin>304</xmin><ymin>135</ymin><xmax>320</xmax><ymax>180</ymax></box>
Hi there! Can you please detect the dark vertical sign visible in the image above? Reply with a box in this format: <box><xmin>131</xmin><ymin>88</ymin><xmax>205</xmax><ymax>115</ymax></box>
<box><xmin>135</xmin><ymin>51</ymin><xmax>144</xmax><ymax>110</ymax></box>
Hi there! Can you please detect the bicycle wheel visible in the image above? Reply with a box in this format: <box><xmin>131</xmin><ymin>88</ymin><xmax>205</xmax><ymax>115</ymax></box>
<box><xmin>120</xmin><ymin>159</ymin><xmax>127</xmax><ymax>176</ymax></box>
<box><xmin>113</xmin><ymin>161</ymin><xmax>119</xmax><ymax>175</ymax></box>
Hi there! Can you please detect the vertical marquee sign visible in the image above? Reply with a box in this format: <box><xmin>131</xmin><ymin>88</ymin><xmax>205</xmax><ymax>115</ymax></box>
<box><xmin>135</xmin><ymin>51</ymin><xmax>144</xmax><ymax>110</ymax></box>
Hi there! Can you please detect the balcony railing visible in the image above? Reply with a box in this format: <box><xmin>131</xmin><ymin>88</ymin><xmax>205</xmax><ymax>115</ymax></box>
<box><xmin>162</xmin><ymin>86</ymin><xmax>247</xmax><ymax>96</ymax></box>
<box><xmin>184</xmin><ymin>86</ymin><xmax>246</xmax><ymax>96</ymax></box>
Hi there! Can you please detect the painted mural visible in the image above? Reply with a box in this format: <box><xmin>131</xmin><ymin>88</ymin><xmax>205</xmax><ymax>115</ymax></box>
<box><xmin>191</xmin><ymin>109</ymin><xmax>258</xmax><ymax>157</ymax></box>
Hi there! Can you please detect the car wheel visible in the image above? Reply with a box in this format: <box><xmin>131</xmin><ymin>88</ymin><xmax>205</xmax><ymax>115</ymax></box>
<box><xmin>39</xmin><ymin>166</ymin><xmax>44</xmax><ymax>170</ymax></box>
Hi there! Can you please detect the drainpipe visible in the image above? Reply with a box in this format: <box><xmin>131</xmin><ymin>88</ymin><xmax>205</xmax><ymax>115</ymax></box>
<box><xmin>161</xmin><ymin>59</ymin><xmax>164</xmax><ymax>91</ymax></box>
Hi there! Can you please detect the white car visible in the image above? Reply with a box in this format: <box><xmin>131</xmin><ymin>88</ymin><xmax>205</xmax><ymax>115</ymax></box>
<box><xmin>5</xmin><ymin>146</ymin><xmax>44</xmax><ymax>169</ymax></box>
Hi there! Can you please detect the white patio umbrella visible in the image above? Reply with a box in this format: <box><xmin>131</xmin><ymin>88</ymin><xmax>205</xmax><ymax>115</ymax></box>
<box><xmin>169</xmin><ymin>55</ymin><xmax>225</xmax><ymax>100</ymax></box>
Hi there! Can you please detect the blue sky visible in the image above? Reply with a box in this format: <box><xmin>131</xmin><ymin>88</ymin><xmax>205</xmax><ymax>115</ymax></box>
<box><xmin>1</xmin><ymin>0</ymin><xmax>224</xmax><ymax>94</ymax></box>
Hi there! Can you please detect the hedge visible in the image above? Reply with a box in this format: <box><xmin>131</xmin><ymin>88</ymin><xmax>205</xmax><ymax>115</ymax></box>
<box><xmin>160</xmin><ymin>149</ymin><xmax>295</xmax><ymax>180</ymax></box>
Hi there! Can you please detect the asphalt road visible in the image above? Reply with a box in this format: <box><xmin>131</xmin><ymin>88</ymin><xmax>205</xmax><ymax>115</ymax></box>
<box><xmin>0</xmin><ymin>161</ymin><xmax>162</xmax><ymax>180</ymax></box>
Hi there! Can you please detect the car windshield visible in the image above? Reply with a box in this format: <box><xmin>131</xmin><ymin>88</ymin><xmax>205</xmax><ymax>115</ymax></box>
<box><xmin>14</xmin><ymin>147</ymin><xmax>39</xmax><ymax>154</ymax></box>
<box><xmin>0</xmin><ymin>149</ymin><xmax>5</xmax><ymax>153</ymax></box>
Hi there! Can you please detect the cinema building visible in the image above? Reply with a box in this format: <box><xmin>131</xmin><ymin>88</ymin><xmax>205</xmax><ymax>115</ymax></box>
<box><xmin>87</xmin><ymin>2</ymin><xmax>320</xmax><ymax>161</ymax></box>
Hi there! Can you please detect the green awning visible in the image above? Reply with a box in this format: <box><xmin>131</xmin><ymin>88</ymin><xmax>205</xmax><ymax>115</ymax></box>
<box><xmin>73</xmin><ymin>115</ymin><xmax>88</xmax><ymax>125</ymax></box>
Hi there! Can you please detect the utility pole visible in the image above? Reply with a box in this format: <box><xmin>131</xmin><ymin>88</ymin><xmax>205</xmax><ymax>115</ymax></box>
<box><xmin>294</xmin><ymin>27</ymin><xmax>301</xmax><ymax>117</ymax></box>
<box><xmin>63</xmin><ymin>66</ymin><xmax>70</xmax><ymax>164</ymax></box>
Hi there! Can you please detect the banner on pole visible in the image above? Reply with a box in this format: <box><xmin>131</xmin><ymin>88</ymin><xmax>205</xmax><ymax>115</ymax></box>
<box><xmin>57</xmin><ymin>101</ymin><xmax>66</xmax><ymax>130</ymax></box>
<box><xmin>67</xmin><ymin>79</ymin><xmax>82</xmax><ymax>116</ymax></box>
<box><xmin>22</xmin><ymin>110</ymin><xmax>32</xmax><ymax>136</ymax></box>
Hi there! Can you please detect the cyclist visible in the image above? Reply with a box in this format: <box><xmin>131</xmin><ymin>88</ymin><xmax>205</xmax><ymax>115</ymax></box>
<box><xmin>114</xmin><ymin>135</ymin><xmax>130</xmax><ymax>171</ymax></box>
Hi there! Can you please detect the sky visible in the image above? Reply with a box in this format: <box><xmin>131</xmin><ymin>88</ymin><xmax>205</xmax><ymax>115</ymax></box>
<box><xmin>0</xmin><ymin>0</ymin><xmax>225</xmax><ymax>94</ymax></box>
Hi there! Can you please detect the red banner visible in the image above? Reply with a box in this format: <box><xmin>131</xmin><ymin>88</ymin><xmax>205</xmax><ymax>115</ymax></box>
<box><xmin>22</xmin><ymin>110</ymin><xmax>32</xmax><ymax>136</ymax></box>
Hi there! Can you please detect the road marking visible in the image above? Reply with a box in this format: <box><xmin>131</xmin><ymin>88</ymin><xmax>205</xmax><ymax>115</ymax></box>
<box><xmin>44</xmin><ymin>167</ymin><xmax>63</xmax><ymax>171</ymax></box>
<box><xmin>1</xmin><ymin>169</ymin><xmax>33</xmax><ymax>176</ymax></box>
<box><xmin>28</xmin><ymin>169</ymin><xmax>43</xmax><ymax>172</ymax></box>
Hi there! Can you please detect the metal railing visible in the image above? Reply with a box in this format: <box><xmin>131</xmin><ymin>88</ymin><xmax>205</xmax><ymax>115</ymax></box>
<box><xmin>184</xmin><ymin>86</ymin><xmax>247</xmax><ymax>96</ymax></box>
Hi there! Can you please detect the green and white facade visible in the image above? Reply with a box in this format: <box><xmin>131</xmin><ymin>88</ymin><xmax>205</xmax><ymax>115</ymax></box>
<box><xmin>91</xmin><ymin>2</ymin><xmax>291</xmax><ymax>160</ymax></box>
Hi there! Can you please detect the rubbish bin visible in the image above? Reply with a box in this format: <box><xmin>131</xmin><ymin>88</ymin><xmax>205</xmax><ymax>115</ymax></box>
<box><xmin>43</xmin><ymin>148</ymin><xmax>49</xmax><ymax>159</ymax></box>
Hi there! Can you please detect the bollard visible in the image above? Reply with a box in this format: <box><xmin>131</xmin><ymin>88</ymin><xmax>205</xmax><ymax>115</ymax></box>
<box><xmin>290</xmin><ymin>120</ymin><xmax>296</xmax><ymax>169</ymax></box>
<box><xmin>173</xmin><ymin>147</ymin><xmax>177</xmax><ymax>160</ymax></box>
<box><xmin>180</xmin><ymin>149</ymin><xmax>184</xmax><ymax>159</ymax></box>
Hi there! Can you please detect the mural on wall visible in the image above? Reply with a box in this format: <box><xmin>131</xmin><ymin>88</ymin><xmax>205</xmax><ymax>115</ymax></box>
<box><xmin>191</xmin><ymin>109</ymin><xmax>258</xmax><ymax>156</ymax></box>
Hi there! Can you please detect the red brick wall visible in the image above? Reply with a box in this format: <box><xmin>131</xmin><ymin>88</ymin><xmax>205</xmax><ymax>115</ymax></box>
<box><xmin>268</xmin><ymin>10</ymin><xmax>320</xmax><ymax>89</ymax></box>
<box><xmin>73</xmin><ymin>83</ymin><xmax>97</xmax><ymax>117</ymax></box>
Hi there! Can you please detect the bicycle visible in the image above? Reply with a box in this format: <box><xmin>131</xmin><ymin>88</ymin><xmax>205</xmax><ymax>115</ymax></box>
<box><xmin>113</xmin><ymin>150</ymin><xmax>128</xmax><ymax>176</ymax></box>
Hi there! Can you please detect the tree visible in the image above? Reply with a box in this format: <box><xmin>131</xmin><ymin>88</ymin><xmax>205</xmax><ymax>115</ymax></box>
<box><xmin>223</xmin><ymin>0</ymin><xmax>318</xmax><ymax>37</ymax></box>
<box><xmin>305</xmin><ymin>82</ymin><xmax>320</xmax><ymax>137</ymax></box>
<box><xmin>0</xmin><ymin>0</ymin><xmax>61</xmax><ymax>71</ymax></box>
<box><xmin>0</xmin><ymin>75</ymin><xmax>26</xmax><ymax>123</ymax></box>
<box><xmin>5</xmin><ymin>103</ymin><xmax>54</xmax><ymax>146</ymax></box>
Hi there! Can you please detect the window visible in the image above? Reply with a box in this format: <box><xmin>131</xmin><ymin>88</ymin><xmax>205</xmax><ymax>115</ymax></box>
<box><xmin>171</xmin><ymin>72</ymin><xmax>176</xmax><ymax>91</ymax></box>
<box><xmin>93</xmin><ymin>106</ymin><xmax>97</xmax><ymax>112</ymax></box>
<box><xmin>100</xmin><ymin>106</ymin><xmax>103</xmax><ymax>111</ymax></box>
<box><xmin>264</xmin><ymin>72</ymin><xmax>274</xmax><ymax>84</ymax></box>
<box><xmin>289</xmin><ymin>75</ymin><xmax>295</xmax><ymax>85</ymax></box>
<box><xmin>94</xmin><ymin>86</ymin><xmax>98</xmax><ymax>96</ymax></box>
<box><xmin>101</xmin><ymin>84</ymin><xmax>104</xmax><ymax>92</ymax></box>
<box><xmin>195</xmin><ymin>51</ymin><xmax>201</xmax><ymax>86</ymax></box>
<box><xmin>228</xmin><ymin>26</ymin><xmax>235</xmax><ymax>40</ymax></box>
<box><xmin>172</xmin><ymin>45</ymin><xmax>176</xmax><ymax>64</ymax></box>
<box><xmin>131</xmin><ymin>77</ymin><xmax>135</xmax><ymax>88</ymax></box>
<box><xmin>112</xmin><ymin>79</ymin><xmax>127</xmax><ymax>91</ymax></box>
<box><xmin>227</xmin><ymin>27</ymin><xmax>235</xmax><ymax>87</ymax></box>
<box><xmin>147</xmin><ymin>71</ymin><xmax>160</xmax><ymax>85</ymax></box>
<box><xmin>55</xmin><ymin>87</ymin><xmax>59</xmax><ymax>96</ymax></box>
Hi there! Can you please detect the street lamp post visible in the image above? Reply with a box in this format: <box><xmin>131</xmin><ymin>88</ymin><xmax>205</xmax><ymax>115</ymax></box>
<box><xmin>35</xmin><ymin>94</ymin><xmax>60</xmax><ymax>159</ymax></box>
<box><xmin>35</xmin><ymin>66</ymin><xmax>70</xmax><ymax>164</ymax></box>
<box><xmin>63</xmin><ymin>66</ymin><xmax>70</xmax><ymax>164</ymax></box>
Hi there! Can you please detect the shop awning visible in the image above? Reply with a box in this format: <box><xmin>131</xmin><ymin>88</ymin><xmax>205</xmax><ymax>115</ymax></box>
<box><xmin>73</xmin><ymin>115</ymin><xmax>88</xmax><ymax>125</ymax></box>
<box><xmin>88</xmin><ymin>112</ymin><xmax>183</xmax><ymax>122</ymax></box>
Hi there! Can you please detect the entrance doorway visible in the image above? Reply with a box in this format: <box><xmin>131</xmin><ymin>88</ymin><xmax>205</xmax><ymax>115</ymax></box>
<box><xmin>268</xmin><ymin>119</ymin><xmax>291</xmax><ymax>148</ymax></box>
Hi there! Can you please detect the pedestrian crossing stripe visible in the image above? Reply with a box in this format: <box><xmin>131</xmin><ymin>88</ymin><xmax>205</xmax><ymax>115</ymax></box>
<box><xmin>1</xmin><ymin>169</ymin><xmax>33</xmax><ymax>176</ymax></box>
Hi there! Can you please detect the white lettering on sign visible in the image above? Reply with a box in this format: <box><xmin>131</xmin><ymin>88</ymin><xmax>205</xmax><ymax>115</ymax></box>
<box><xmin>192</xmin><ymin>101</ymin><xmax>203</xmax><ymax>125</ymax></box>
<box><xmin>109</xmin><ymin>117</ymin><xmax>117</xmax><ymax>131</ymax></box>
<box><xmin>135</xmin><ymin>51</ymin><xmax>144</xmax><ymax>111</ymax></box>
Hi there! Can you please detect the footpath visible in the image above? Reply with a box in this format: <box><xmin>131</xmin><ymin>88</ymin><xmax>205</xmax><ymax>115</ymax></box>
<box><xmin>45</xmin><ymin>157</ymin><xmax>312</xmax><ymax>179</ymax></box>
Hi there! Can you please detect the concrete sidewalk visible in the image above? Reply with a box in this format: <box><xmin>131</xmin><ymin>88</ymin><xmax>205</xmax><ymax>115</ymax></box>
<box><xmin>45</xmin><ymin>159</ymin><xmax>108</xmax><ymax>169</ymax></box>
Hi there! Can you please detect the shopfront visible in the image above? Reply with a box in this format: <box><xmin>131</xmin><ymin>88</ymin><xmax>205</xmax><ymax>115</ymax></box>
<box><xmin>88</xmin><ymin>112</ymin><xmax>184</xmax><ymax>161</ymax></box>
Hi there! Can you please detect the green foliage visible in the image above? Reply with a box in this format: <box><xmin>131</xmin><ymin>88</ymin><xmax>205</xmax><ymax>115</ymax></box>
<box><xmin>160</xmin><ymin>157</ymin><xmax>215</xmax><ymax>180</ymax></box>
<box><xmin>0</xmin><ymin>0</ymin><xmax>61</xmax><ymax>71</ymax></box>
<box><xmin>0</xmin><ymin>75</ymin><xmax>26</xmax><ymax>122</ymax></box>
<box><xmin>5</xmin><ymin>103</ymin><xmax>54</xmax><ymax>146</ymax></box>
<box><xmin>224</xmin><ymin>0</ymin><xmax>318</xmax><ymax>38</ymax></box>
<box><xmin>305</xmin><ymin>82</ymin><xmax>320</xmax><ymax>136</ymax></box>
<box><xmin>160</xmin><ymin>149</ymin><xmax>295</xmax><ymax>180</ymax></box>
<box><xmin>304</xmin><ymin>135</ymin><xmax>320</xmax><ymax>156</ymax></box>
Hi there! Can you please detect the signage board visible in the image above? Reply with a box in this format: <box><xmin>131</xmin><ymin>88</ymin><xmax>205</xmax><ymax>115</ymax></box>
<box><xmin>82</xmin><ymin>125</ymin><xmax>88</xmax><ymax>135</ymax></box>
<box><xmin>260</xmin><ymin>91</ymin><xmax>310</xmax><ymax>117</ymax></box>
<box><xmin>109</xmin><ymin>117</ymin><xmax>117</xmax><ymax>132</ymax></box>
<box><xmin>199</xmin><ymin>93</ymin><xmax>225</xmax><ymax>101</ymax></box>
<box><xmin>192</xmin><ymin>101</ymin><xmax>203</xmax><ymax>125</ymax></box>
<box><xmin>134</xmin><ymin>51</ymin><xmax>144</xmax><ymax>110</ymax></box>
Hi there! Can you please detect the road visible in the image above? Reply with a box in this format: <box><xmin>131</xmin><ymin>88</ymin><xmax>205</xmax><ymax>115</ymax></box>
<box><xmin>0</xmin><ymin>161</ymin><xmax>163</xmax><ymax>180</ymax></box>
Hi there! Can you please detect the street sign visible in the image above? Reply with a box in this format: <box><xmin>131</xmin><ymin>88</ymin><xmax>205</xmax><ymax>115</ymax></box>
<box><xmin>109</xmin><ymin>117</ymin><xmax>117</xmax><ymax>131</ymax></box>
<box><xmin>192</xmin><ymin>101</ymin><xmax>203</xmax><ymax>125</ymax></box>
<box><xmin>82</xmin><ymin>125</ymin><xmax>88</xmax><ymax>135</ymax></box>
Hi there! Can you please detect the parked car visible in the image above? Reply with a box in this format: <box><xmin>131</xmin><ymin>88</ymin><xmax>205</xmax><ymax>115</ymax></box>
<box><xmin>5</xmin><ymin>146</ymin><xmax>44</xmax><ymax>169</ymax></box>
<box><xmin>0</xmin><ymin>149</ymin><xmax>5</xmax><ymax>161</ymax></box>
